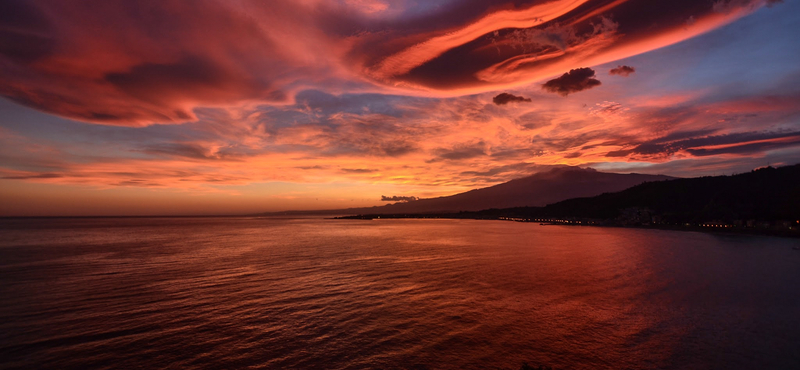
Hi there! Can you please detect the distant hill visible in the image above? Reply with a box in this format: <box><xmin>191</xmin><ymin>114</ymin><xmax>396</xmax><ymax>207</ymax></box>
<box><xmin>520</xmin><ymin>164</ymin><xmax>800</xmax><ymax>223</ymax></box>
<box><xmin>261</xmin><ymin>167</ymin><xmax>674</xmax><ymax>215</ymax></box>
<box><xmin>339</xmin><ymin>164</ymin><xmax>800</xmax><ymax>236</ymax></box>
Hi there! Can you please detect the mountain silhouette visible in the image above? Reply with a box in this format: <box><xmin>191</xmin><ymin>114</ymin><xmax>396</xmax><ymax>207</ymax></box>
<box><xmin>337</xmin><ymin>164</ymin><xmax>800</xmax><ymax>238</ymax></box>
<box><xmin>262</xmin><ymin>166</ymin><xmax>674</xmax><ymax>215</ymax></box>
<box><xmin>513</xmin><ymin>164</ymin><xmax>800</xmax><ymax>223</ymax></box>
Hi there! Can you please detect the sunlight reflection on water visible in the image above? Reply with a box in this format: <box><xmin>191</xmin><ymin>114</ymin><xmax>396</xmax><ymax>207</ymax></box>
<box><xmin>1</xmin><ymin>217</ymin><xmax>799</xmax><ymax>369</ymax></box>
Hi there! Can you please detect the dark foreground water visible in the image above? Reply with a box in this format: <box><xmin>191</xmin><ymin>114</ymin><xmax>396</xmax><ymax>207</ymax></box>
<box><xmin>1</xmin><ymin>217</ymin><xmax>799</xmax><ymax>370</ymax></box>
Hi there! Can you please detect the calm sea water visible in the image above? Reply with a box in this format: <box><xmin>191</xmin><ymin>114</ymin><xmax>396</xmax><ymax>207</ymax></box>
<box><xmin>1</xmin><ymin>217</ymin><xmax>799</xmax><ymax>370</ymax></box>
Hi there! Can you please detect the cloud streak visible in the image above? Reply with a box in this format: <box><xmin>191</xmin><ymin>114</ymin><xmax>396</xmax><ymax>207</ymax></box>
<box><xmin>607</xmin><ymin>130</ymin><xmax>800</xmax><ymax>158</ymax></box>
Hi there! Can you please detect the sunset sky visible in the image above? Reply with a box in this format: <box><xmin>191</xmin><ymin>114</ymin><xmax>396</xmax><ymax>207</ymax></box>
<box><xmin>1</xmin><ymin>0</ymin><xmax>799</xmax><ymax>216</ymax></box>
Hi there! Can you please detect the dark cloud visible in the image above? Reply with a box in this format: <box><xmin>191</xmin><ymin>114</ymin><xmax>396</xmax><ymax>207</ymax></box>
<box><xmin>542</xmin><ymin>68</ymin><xmax>601</xmax><ymax>96</ymax></box>
<box><xmin>0</xmin><ymin>1</ymin><xmax>290</xmax><ymax>125</ymax></box>
<box><xmin>379</xmin><ymin>141</ymin><xmax>419</xmax><ymax>157</ymax></box>
<box><xmin>104</xmin><ymin>56</ymin><xmax>273</xmax><ymax>119</ymax></box>
<box><xmin>430</xmin><ymin>141</ymin><xmax>488</xmax><ymax>161</ymax></box>
<box><xmin>605</xmin><ymin>149</ymin><xmax>632</xmax><ymax>157</ymax></box>
<box><xmin>459</xmin><ymin>163</ymin><xmax>578</xmax><ymax>184</ymax></box>
<box><xmin>492</xmin><ymin>93</ymin><xmax>531</xmax><ymax>105</ymax></box>
<box><xmin>265</xmin><ymin>110</ymin><xmax>425</xmax><ymax>158</ymax></box>
<box><xmin>292</xmin><ymin>90</ymin><xmax>417</xmax><ymax>118</ymax></box>
<box><xmin>651</xmin><ymin>129</ymin><xmax>721</xmax><ymax>143</ymax></box>
<box><xmin>295</xmin><ymin>165</ymin><xmax>327</xmax><ymax>170</ymax></box>
<box><xmin>460</xmin><ymin>162</ymin><xmax>540</xmax><ymax>177</ymax></box>
<box><xmin>340</xmin><ymin>168</ymin><xmax>377</xmax><ymax>174</ymax></box>
<box><xmin>1</xmin><ymin>173</ymin><xmax>63</xmax><ymax>180</ymax></box>
<box><xmin>113</xmin><ymin>179</ymin><xmax>166</xmax><ymax>187</ymax></box>
<box><xmin>606</xmin><ymin>130</ymin><xmax>800</xmax><ymax>158</ymax></box>
<box><xmin>0</xmin><ymin>0</ymin><xmax>56</xmax><ymax>63</ymax></box>
<box><xmin>363</xmin><ymin>0</ymin><xmax>771</xmax><ymax>93</ymax></box>
<box><xmin>609</xmin><ymin>65</ymin><xmax>636</xmax><ymax>77</ymax></box>
<box><xmin>591</xmin><ymin>102</ymin><xmax>625</xmax><ymax>116</ymax></box>
<box><xmin>514</xmin><ymin>112</ymin><xmax>552</xmax><ymax>130</ymax></box>
<box><xmin>532</xmin><ymin>131</ymin><xmax>632</xmax><ymax>153</ymax></box>
<box><xmin>687</xmin><ymin>139</ymin><xmax>800</xmax><ymax>156</ymax></box>
<box><xmin>140</xmin><ymin>143</ymin><xmax>214</xmax><ymax>160</ymax></box>
<box><xmin>381</xmin><ymin>195</ymin><xmax>418</xmax><ymax>202</ymax></box>
<box><xmin>316</xmin><ymin>135</ymin><xmax>420</xmax><ymax>158</ymax></box>
<box><xmin>713</xmin><ymin>0</ymin><xmax>778</xmax><ymax>13</ymax></box>
<box><xmin>489</xmin><ymin>148</ymin><xmax>546</xmax><ymax>160</ymax></box>
<box><xmin>139</xmin><ymin>142</ymin><xmax>251</xmax><ymax>161</ymax></box>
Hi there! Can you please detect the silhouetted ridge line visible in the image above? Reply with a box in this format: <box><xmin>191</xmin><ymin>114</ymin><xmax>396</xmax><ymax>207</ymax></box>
<box><xmin>340</xmin><ymin>164</ymin><xmax>800</xmax><ymax>237</ymax></box>
<box><xmin>258</xmin><ymin>166</ymin><xmax>674</xmax><ymax>216</ymax></box>
<box><xmin>533</xmin><ymin>164</ymin><xmax>799</xmax><ymax>222</ymax></box>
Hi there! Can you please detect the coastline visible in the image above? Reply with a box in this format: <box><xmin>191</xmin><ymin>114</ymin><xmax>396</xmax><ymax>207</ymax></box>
<box><xmin>335</xmin><ymin>213</ymin><xmax>800</xmax><ymax>239</ymax></box>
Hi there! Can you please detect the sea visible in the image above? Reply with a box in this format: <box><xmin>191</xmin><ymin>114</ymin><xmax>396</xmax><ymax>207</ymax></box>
<box><xmin>1</xmin><ymin>217</ymin><xmax>799</xmax><ymax>370</ymax></box>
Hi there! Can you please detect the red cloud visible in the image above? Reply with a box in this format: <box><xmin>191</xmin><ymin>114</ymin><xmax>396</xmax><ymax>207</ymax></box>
<box><xmin>609</xmin><ymin>65</ymin><xmax>636</xmax><ymax>76</ymax></box>
<box><xmin>361</xmin><ymin>0</ymin><xmax>772</xmax><ymax>94</ymax></box>
<box><xmin>0</xmin><ymin>0</ymin><xmax>348</xmax><ymax>126</ymax></box>
<box><xmin>0</xmin><ymin>0</ymin><xmax>777</xmax><ymax>126</ymax></box>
